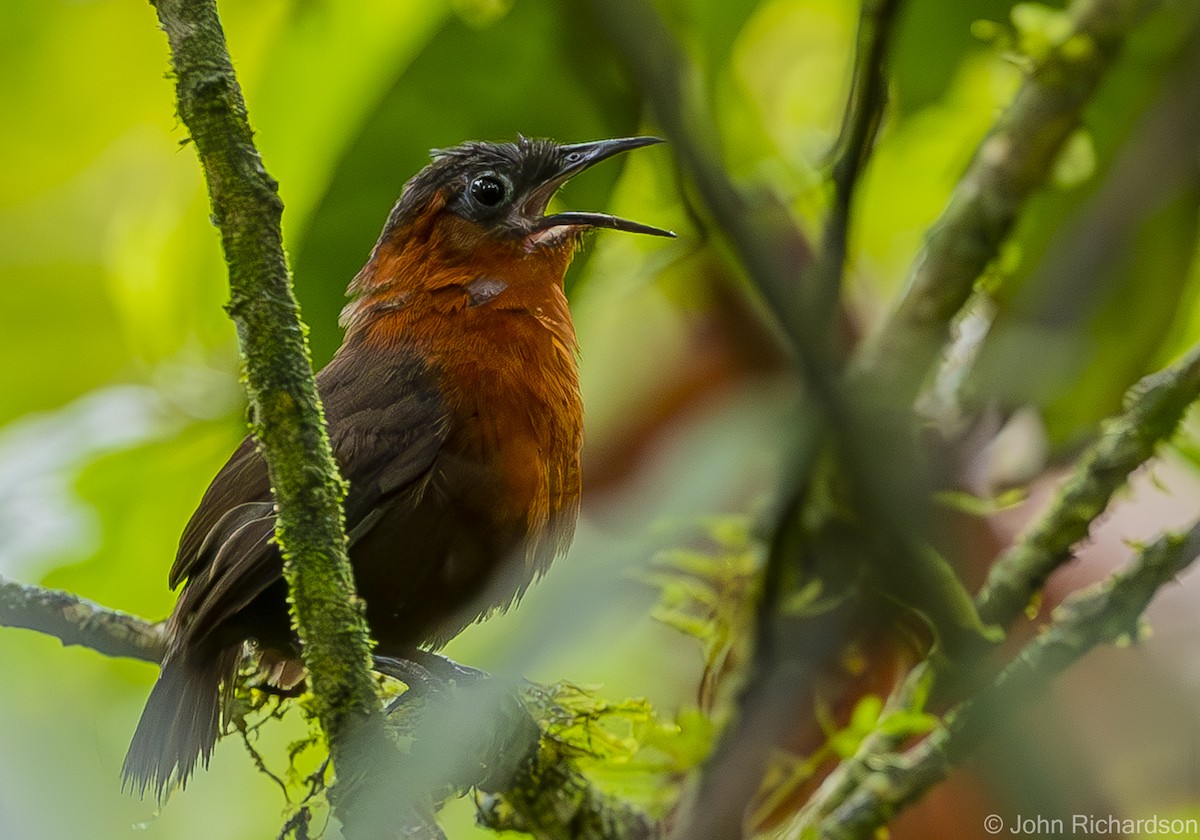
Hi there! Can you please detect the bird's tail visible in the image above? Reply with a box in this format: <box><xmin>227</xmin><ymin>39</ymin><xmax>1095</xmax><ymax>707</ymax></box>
<box><xmin>122</xmin><ymin>645</ymin><xmax>241</xmax><ymax>800</ymax></box>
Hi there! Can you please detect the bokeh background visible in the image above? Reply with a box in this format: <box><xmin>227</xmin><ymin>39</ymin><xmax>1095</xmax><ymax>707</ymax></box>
<box><xmin>3</xmin><ymin>0</ymin><xmax>1200</xmax><ymax>838</ymax></box>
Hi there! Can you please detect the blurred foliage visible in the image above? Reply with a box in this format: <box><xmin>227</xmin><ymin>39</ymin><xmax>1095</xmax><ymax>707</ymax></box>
<box><xmin>3</xmin><ymin>0</ymin><xmax>1200</xmax><ymax>837</ymax></box>
<box><xmin>645</xmin><ymin>516</ymin><xmax>761</xmax><ymax>716</ymax></box>
<box><xmin>521</xmin><ymin>681</ymin><xmax>713</xmax><ymax>817</ymax></box>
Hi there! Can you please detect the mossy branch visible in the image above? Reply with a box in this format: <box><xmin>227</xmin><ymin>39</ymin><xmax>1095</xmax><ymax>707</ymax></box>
<box><xmin>816</xmin><ymin>522</ymin><xmax>1200</xmax><ymax>840</ymax></box>
<box><xmin>476</xmin><ymin>734</ymin><xmax>659</xmax><ymax>840</ymax></box>
<box><xmin>147</xmin><ymin>0</ymin><xmax>381</xmax><ymax>827</ymax></box>
<box><xmin>0</xmin><ymin>578</ymin><xmax>654</xmax><ymax>837</ymax></box>
<box><xmin>977</xmin><ymin>342</ymin><xmax>1200</xmax><ymax>626</ymax></box>
<box><xmin>857</xmin><ymin>0</ymin><xmax>1163</xmax><ymax>405</ymax></box>
<box><xmin>793</xmin><ymin>337</ymin><xmax>1200</xmax><ymax>832</ymax></box>
<box><xmin>440</xmin><ymin>683</ymin><xmax>660</xmax><ymax>840</ymax></box>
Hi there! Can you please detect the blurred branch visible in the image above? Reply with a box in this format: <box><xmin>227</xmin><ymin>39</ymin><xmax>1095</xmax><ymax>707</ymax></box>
<box><xmin>817</xmin><ymin>0</ymin><xmax>905</xmax><ymax>332</ymax></box>
<box><xmin>782</xmin><ymin>659</ymin><xmax>931</xmax><ymax>837</ymax></box>
<box><xmin>583</xmin><ymin>1</ymin><xmax>836</xmax><ymax>831</ymax></box>
<box><xmin>668</xmin><ymin>416</ymin><xmax>843</xmax><ymax>840</ymax></box>
<box><xmin>583</xmin><ymin>0</ymin><xmax>819</xmax><ymax>365</ymax></box>
<box><xmin>927</xmin><ymin>20</ymin><xmax>1200</xmax><ymax>436</ymax></box>
<box><xmin>591</xmin><ymin>0</ymin><xmax>1178</xmax><ymax>836</ymax></box>
<box><xmin>472</xmin><ymin>692</ymin><xmax>659</xmax><ymax>839</ymax></box>
<box><xmin>477</xmin><ymin>743</ymin><xmax>658</xmax><ymax>840</ymax></box>
<box><xmin>584</xmin><ymin>0</ymin><xmax>910</xmax><ymax>832</ymax></box>
<box><xmin>370</xmin><ymin>661</ymin><xmax>661</xmax><ymax>840</ymax></box>
<box><xmin>817</xmin><ymin>521</ymin><xmax>1200</xmax><ymax>840</ymax></box>
<box><xmin>793</xmin><ymin>337</ymin><xmax>1200</xmax><ymax>832</ymax></box>
<box><xmin>148</xmin><ymin>0</ymin><xmax>383</xmax><ymax>832</ymax></box>
<box><xmin>857</xmin><ymin>0</ymin><xmax>1163</xmax><ymax>405</ymax></box>
<box><xmin>690</xmin><ymin>7</ymin><xmax>913</xmax><ymax>832</ymax></box>
<box><xmin>0</xmin><ymin>574</ymin><xmax>166</xmax><ymax>663</ymax></box>
<box><xmin>977</xmin><ymin>341</ymin><xmax>1200</xmax><ymax>626</ymax></box>
<box><xmin>960</xmin><ymin>20</ymin><xmax>1200</xmax><ymax>427</ymax></box>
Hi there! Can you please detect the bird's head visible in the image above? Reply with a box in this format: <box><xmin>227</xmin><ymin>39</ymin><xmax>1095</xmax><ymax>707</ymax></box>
<box><xmin>349</xmin><ymin>136</ymin><xmax>674</xmax><ymax>302</ymax></box>
<box><xmin>390</xmin><ymin>135</ymin><xmax>674</xmax><ymax>250</ymax></box>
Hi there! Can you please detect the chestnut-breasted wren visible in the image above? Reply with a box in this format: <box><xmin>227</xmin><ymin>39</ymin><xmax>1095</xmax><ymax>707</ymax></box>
<box><xmin>123</xmin><ymin>135</ymin><xmax>674</xmax><ymax>797</ymax></box>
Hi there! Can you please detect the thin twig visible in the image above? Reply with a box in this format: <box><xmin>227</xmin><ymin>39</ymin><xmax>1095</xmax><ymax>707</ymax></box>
<box><xmin>816</xmin><ymin>0</ymin><xmax>905</xmax><ymax>335</ymax></box>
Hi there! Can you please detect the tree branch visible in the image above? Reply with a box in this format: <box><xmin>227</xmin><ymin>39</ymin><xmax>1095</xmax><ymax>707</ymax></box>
<box><xmin>817</xmin><ymin>521</ymin><xmax>1200</xmax><ymax>840</ymax></box>
<box><xmin>792</xmin><ymin>336</ymin><xmax>1200</xmax><ymax>832</ymax></box>
<box><xmin>148</xmin><ymin>0</ymin><xmax>383</xmax><ymax>830</ymax></box>
<box><xmin>589</xmin><ymin>1</ymin><xmax>907</xmax><ymax>833</ymax></box>
<box><xmin>583</xmin><ymin>0</ymin><xmax>818</xmax><ymax>361</ymax></box>
<box><xmin>816</xmin><ymin>0</ymin><xmax>905</xmax><ymax>333</ymax></box>
<box><xmin>0</xmin><ymin>574</ymin><xmax>165</xmax><ymax>663</ymax></box>
<box><xmin>668</xmin><ymin>415</ymin><xmax>844</xmax><ymax>840</ymax></box>
<box><xmin>471</xmin><ymin>690</ymin><xmax>660</xmax><ymax>840</ymax></box>
<box><xmin>857</xmin><ymin>0</ymin><xmax>1163</xmax><ymax>405</ymax></box>
<box><xmin>0</xmin><ymin>577</ymin><xmax>650</xmax><ymax>838</ymax></box>
<box><xmin>977</xmin><ymin>341</ymin><xmax>1200</xmax><ymax>626</ymax></box>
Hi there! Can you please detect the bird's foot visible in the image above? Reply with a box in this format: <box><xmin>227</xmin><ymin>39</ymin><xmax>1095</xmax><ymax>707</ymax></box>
<box><xmin>407</xmin><ymin>649</ymin><xmax>487</xmax><ymax>687</ymax></box>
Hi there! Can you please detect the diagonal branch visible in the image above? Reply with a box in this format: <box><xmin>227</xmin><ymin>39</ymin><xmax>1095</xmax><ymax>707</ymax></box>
<box><xmin>583</xmin><ymin>0</ymin><xmax>818</xmax><ymax>362</ymax></box>
<box><xmin>794</xmin><ymin>335</ymin><xmax>1200</xmax><ymax>832</ymax></box>
<box><xmin>856</xmin><ymin>0</ymin><xmax>1164</xmax><ymax>405</ymax></box>
<box><xmin>977</xmin><ymin>341</ymin><xmax>1200</xmax><ymax>626</ymax></box>
<box><xmin>817</xmin><ymin>521</ymin><xmax>1200</xmax><ymax>840</ymax></box>
<box><xmin>588</xmin><ymin>2</ymin><xmax>907</xmax><ymax>836</ymax></box>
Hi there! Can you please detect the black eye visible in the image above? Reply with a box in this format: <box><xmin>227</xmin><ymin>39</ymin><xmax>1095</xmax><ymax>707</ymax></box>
<box><xmin>470</xmin><ymin>175</ymin><xmax>507</xmax><ymax>207</ymax></box>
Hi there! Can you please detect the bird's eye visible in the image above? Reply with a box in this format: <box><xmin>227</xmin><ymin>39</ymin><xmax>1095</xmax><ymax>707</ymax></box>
<box><xmin>564</xmin><ymin>151</ymin><xmax>583</xmax><ymax>164</ymax></box>
<box><xmin>470</xmin><ymin>175</ymin><xmax>507</xmax><ymax>207</ymax></box>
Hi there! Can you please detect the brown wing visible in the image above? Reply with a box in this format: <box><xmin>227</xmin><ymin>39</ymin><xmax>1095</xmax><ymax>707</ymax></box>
<box><xmin>166</xmin><ymin>340</ymin><xmax>449</xmax><ymax>651</ymax></box>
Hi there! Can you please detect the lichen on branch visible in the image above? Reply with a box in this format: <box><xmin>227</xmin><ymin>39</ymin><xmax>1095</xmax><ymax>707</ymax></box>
<box><xmin>0</xmin><ymin>574</ymin><xmax>166</xmax><ymax>663</ymax></box>
<box><xmin>858</xmin><ymin>0</ymin><xmax>1164</xmax><ymax>405</ymax></box>
<box><xmin>978</xmin><ymin>341</ymin><xmax>1200</xmax><ymax>626</ymax></box>
<box><xmin>818</xmin><ymin>522</ymin><xmax>1200</xmax><ymax>840</ymax></box>
<box><xmin>148</xmin><ymin>0</ymin><xmax>379</xmax><ymax>820</ymax></box>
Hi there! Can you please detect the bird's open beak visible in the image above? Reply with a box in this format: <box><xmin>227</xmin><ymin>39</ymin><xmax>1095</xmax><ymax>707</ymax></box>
<box><xmin>526</xmin><ymin>137</ymin><xmax>676</xmax><ymax>239</ymax></box>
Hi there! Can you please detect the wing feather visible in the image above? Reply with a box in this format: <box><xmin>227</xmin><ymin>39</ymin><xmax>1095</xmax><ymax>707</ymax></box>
<box><xmin>168</xmin><ymin>341</ymin><xmax>448</xmax><ymax>649</ymax></box>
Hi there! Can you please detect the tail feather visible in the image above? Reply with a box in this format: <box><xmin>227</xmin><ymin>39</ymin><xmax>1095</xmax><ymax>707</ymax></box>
<box><xmin>122</xmin><ymin>647</ymin><xmax>240</xmax><ymax>800</ymax></box>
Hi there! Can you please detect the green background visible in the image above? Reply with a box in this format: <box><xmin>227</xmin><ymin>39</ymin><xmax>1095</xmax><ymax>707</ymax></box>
<box><xmin>3</xmin><ymin>0</ymin><xmax>1200</xmax><ymax>837</ymax></box>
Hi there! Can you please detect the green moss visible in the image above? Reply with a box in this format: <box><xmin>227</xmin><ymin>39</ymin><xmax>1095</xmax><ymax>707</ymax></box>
<box><xmin>151</xmin><ymin>0</ymin><xmax>379</xmax><ymax>822</ymax></box>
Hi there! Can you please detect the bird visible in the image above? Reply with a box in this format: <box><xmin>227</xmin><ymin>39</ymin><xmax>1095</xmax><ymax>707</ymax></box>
<box><xmin>122</xmin><ymin>135</ymin><xmax>674</xmax><ymax>799</ymax></box>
